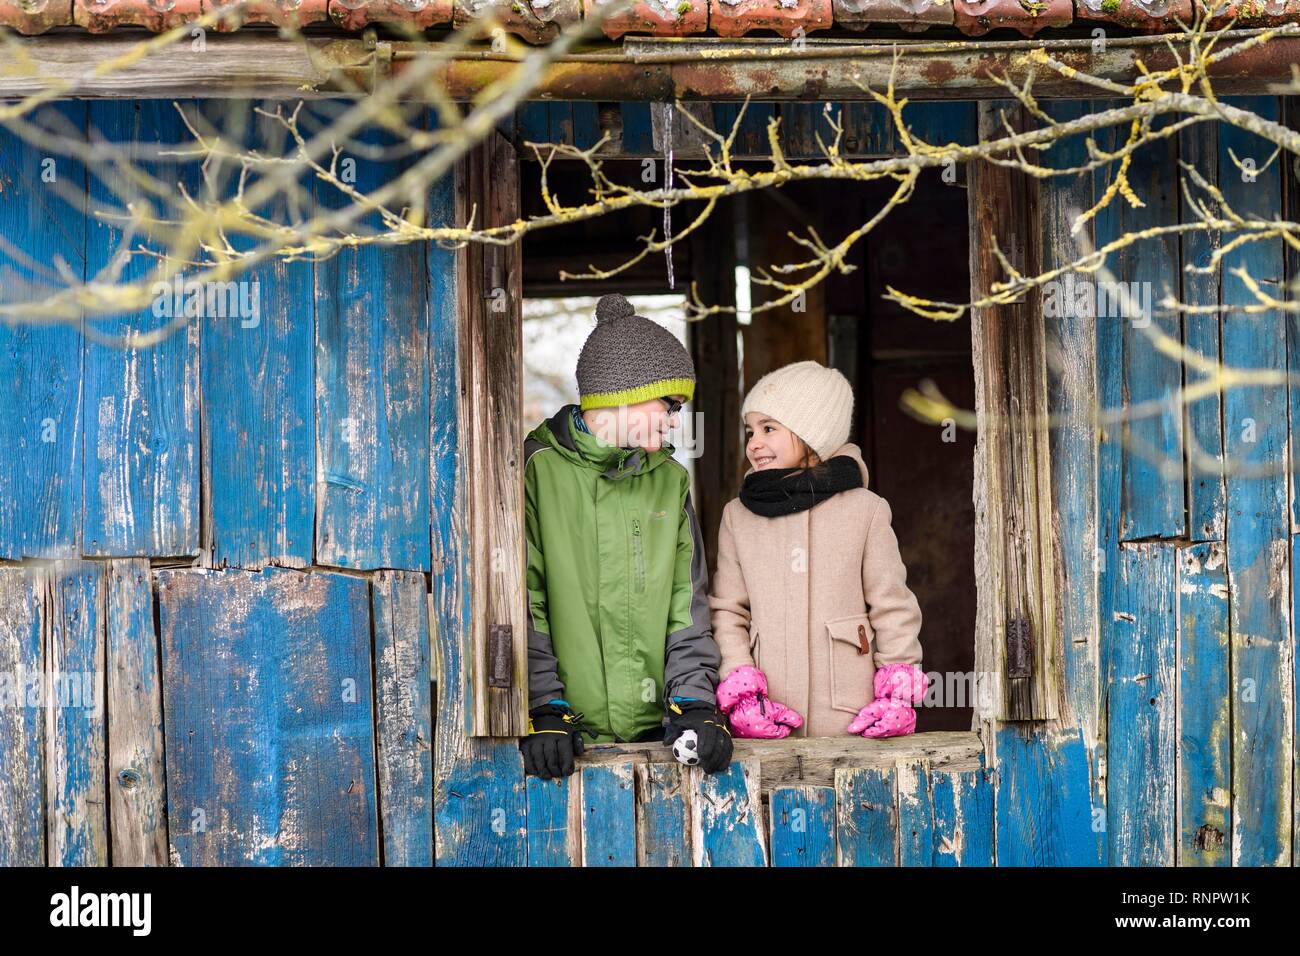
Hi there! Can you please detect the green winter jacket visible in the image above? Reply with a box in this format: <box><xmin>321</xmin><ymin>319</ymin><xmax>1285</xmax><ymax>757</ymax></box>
<box><xmin>524</xmin><ymin>405</ymin><xmax>719</xmax><ymax>743</ymax></box>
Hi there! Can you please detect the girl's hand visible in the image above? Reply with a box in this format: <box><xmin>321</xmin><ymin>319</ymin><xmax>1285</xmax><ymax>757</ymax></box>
<box><xmin>846</xmin><ymin>698</ymin><xmax>916</xmax><ymax>738</ymax></box>
<box><xmin>716</xmin><ymin>665</ymin><xmax>804</xmax><ymax>739</ymax></box>
<box><xmin>728</xmin><ymin>695</ymin><xmax>803</xmax><ymax>739</ymax></box>
<box><xmin>847</xmin><ymin>663</ymin><xmax>927</xmax><ymax>738</ymax></box>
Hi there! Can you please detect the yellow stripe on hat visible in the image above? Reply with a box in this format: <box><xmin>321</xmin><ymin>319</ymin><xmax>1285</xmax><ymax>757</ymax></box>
<box><xmin>579</xmin><ymin>378</ymin><xmax>696</xmax><ymax>411</ymax></box>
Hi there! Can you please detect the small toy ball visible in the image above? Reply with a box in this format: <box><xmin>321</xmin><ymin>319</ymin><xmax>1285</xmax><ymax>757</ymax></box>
<box><xmin>672</xmin><ymin>729</ymin><xmax>700</xmax><ymax>766</ymax></box>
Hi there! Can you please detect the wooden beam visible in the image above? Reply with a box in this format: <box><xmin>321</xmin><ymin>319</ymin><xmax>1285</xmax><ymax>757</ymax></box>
<box><xmin>969</xmin><ymin>101</ymin><xmax>1060</xmax><ymax>721</ymax></box>
<box><xmin>688</xmin><ymin>203</ymin><xmax>741</xmax><ymax>573</ymax></box>
<box><xmin>2</xmin><ymin>32</ymin><xmax>1299</xmax><ymax>101</ymax></box>
<box><xmin>461</xmin><ymin>130</ymin><xmax>528</xmax><ymax>737</ymax></box>
<box><xmin>578</xmin><ymin>729</ymin><xmax>984</xmax><ymax>790</ymax></box>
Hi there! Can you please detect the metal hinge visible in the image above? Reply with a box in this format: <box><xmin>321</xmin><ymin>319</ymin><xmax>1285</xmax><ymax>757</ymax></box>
<box><xmin>1006</xmin><ymin>612</ymin><xmax>1032</xmax><ymax>680</ymax></box>
<box><xmin>488</xmin><ymin>624</ymin><xmax>513</xmax><ymax>689</ymax></box>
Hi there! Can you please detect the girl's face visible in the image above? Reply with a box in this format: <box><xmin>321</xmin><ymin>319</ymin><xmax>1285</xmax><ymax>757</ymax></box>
<box><xmin>744</xmin><ymin>412</ymin><xmax>817</xmax><ymax>471</ymax></box>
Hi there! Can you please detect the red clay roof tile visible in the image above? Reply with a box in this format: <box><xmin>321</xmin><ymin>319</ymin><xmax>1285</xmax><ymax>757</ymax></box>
<box><xmin>832</xmin><ymin>0</ymin><xmax>954</xmax><ymax>31</ymax></box>
<box><xmin>709</xmin><ymin>0</ymin><xmax>834</xmax><ymax>37</ymax></box>
<box><xmin>953</xmin><ymin>0</ymin><xmax>1072</xmax><ymax>36</ymax></box>
<box><xmin>1</xmin><ymin>0</ymin><xmax>1296</xmax><ymax>42</ymax></box>
<box><xmin>0</xmin><ymin>0</ymin><xmax>72</xmax><ymax>33</ymax></box>
<box><xmin>583</xmin><ymin>0</ymin><xmax>708</xmax><ymax>39</ymax></box>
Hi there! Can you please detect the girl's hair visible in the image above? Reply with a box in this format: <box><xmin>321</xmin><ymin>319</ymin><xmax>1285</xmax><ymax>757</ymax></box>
<box><xmin>791</xmin><ymin>435</ymin><xmax>820</xmax><ymax>473</ymax></box>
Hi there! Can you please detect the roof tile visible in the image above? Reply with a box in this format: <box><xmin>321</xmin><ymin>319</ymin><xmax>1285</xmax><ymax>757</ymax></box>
<box><xmin>74</xmin><ymin>0</ymin><xmax>203</xmax><ymax>33</ymax></box>
<box><xmin>328</xmin><ymin>0</ymin><xmax>453</xmax><ymax>31</ymax></box>
<box><xmin>0</xmin><ymin>0</ymin><xmax>72</xmax><ymax>32</ymax></box>
<box><xmin>1075</xmin><ymin>0</ymin><xmax>1191</xmax><ymax>30</ymax></box>
<box><xmin>832</xmin><ymin>0</ymin><xmax>955</xmax><ymax>31</ymax></box>
<box><xmin>453</xmin><ymin>0</ymin><xmax>580</xmax><ymax>43</ymax></box>
<box><xmin>953</xmin><ymin>0</ymin><xmax>1073</xmax><ymax>35</ymax></box>
<box><xmin>583</xmin><ymin>0</ymin><xmax>708</xmax><ymax>38</ymax></box>
<box><xmin>709</xmin><ymin>0</ymin><xmax>834</xmax><ymax>37</ymax></box>
<box><xmin>209</xmin><ymin>0</ymin><xmax>331</xmax><ymax>30</ymax></box>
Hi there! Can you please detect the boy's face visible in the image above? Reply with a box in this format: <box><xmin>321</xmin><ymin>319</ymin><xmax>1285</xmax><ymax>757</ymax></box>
<box><xmin>744</xmin><ymin>412</ymin><xmax>813</xmax><ymax>471</ymax></box>
<box><xmin>589</xmin><ymin>396</ymin><xmax>684</xmax><ymax>452</ymax></box>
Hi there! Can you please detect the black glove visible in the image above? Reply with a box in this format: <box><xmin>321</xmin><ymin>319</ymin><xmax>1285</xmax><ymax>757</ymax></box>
<box><xmin>520</xmin><ymin>702</ymin><xmax>595</xmax><ymax>779</ymax></box>
<box><xmin>663</xmin><ymin>698</ymin><xmax>733</xmax><ymax>773</ymax></box>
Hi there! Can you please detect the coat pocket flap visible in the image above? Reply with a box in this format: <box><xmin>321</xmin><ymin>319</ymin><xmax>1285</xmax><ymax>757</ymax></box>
<box><xmin>825</xmin><ymin>614</ymin><xmax>873</xmax><ymax>656</ymax></box>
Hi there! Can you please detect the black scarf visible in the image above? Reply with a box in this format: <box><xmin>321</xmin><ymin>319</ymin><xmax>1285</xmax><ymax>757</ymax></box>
<box><xmin>739</xmin><ymin>455</ymin><xmax>864</xmax><ymax>517</ymax></box>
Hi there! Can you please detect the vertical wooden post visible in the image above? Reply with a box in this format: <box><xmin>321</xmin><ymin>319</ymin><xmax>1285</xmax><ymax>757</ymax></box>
<box><xmin>969</xmin><ymin>102</ymin><xmax>1060</xmax><ymax>722</ymax></box>
<box><xmin>688</xmin><ymin>204</ymin><xmax>741</xmax><ymax>572</ymax></box>
<box><xmin>461</xmin><ymin>131</ymin><xmax>528</xmax><ymax>737</ymax></box>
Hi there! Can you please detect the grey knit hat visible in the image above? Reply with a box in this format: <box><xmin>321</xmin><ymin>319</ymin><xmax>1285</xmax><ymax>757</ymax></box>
<box><xmin>575</xmin><ymin>293</ymin><xmax>696</xmax><ymax>411</ymax></box>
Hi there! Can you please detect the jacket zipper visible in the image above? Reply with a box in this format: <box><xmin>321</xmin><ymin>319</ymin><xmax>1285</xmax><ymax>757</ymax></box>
<box><xmin>631</xmin><ymin>517</ymin><xmax>645</xmax><ymax>593</ymax></box>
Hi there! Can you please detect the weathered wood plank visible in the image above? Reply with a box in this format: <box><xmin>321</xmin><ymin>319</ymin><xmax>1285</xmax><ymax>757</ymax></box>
<box><xmin>769</xmin><ymin>785</ymin><xmax>836</xmax><ymax>867</ymax></box>
<box><xmin>896</xmin><ymin>758</ymin><xmax>935</xmax><ymax>866</ymax></box>
<box><xmin>710</xmin><ymin>101</ymin><xmax>778</xmax><ymax>159</ymax></box>
<box><xmin>45</xmin><ymin>561</ymin><xmax>108</xmax><ymax>866</ymax></box>
<box><xmin>969</xmin><ymin>101</ymin><xmax>1058</xmax><ymax>721</ymax></box>
<box><xmin>1118</xmin><ymin>117</ymin><xmax>1184</xmax><ymax>540</ymax></box>
<box><xmin>689</xmin><ymin>759</ymin><xmax>767</xmax><ymax>867</ymax></box>
<box><xmin>907</xmin><ymin>101</ymin><xmax>979</xmax><ymax>151</ymax></box>
<box><xmin>314</xmin><ymin>123</ymin><xmax>431</xmax><ymax>572</ymax></box>
<box><xmin>993</xmin><ymin>724</ymin><xmax>1105</xmax><ymax>865</ymax></box>
<box><xmin>1180</xmin><ymin>119</ymin><xmax>1226</xmax><ymax>542</ymax></box>
<box><xmin>158</xmin><ymin>567</ymin><xmax>378</xmax><ymax>865</ymax></box>
<box><xmin>200</xmin><ymin>106</ymin><xmax>315</xmax><ymax>570</ymax></box>
<box><xmin>106</xmin><ymin>559</ymin><xmax>167</xmax><ymax>866</ymax></box>
<box><xmin>526</xmin><ymin>774</ymin><xmax>581</xmax><ymax>867</ymax></box>
<box><xmin>929</xmin><ymin>765</ymin><xmax>994</xmax><ymax>867</ymax></box>
<box><xmin>1042</xmin><ymin>98</ymin><xmax>1102</xmax><ymax>738</ymax></box>
<box><xmin>0</xmin><ymin>567</ymin><xmax>45</xmax><ymax>865</ymax></box>
<box><xmin>1091</xmin><ymin>104</ymin><xmax>1127</xmax><ymax>853</ymax></box>
<box><xmin>580</xmin><ymin>762</ymin><xmax>637</xmax><ymax>866</ymax></box>
<box><xmin>1176</xmin><ymin>542</ymin><xmax>1230</xmax><ymax>866</ymax></box>
<box><xmin>1218</xmin><ymin>97</ymin><xmax>1292</xmax><ymax>868</ymax></box>
<box><xmin>581</xmin><ymin>731</ymin><xmax>982</xmax><ymax>781</ymax></box>
<box><xmin>82</xmin><ymin>100</ymin><xmax>201</xmax><ymax>559</ymax></box>
<box><xmin>431</xmin><ymin>158</ymin><xmax>529</xmax><ymax>865</ymax></box>
<box><xmin>780</xmin><ymin>102</ymin><xmax>842</xmax><ymax>160</ymax></box>
<box><xmin>1294</xmin><ymin>534</ymin><xmax>1300</xmax><ymax>865</ymax></box>
<box><xmin>834</xmin><ymin>765</ymin><xmax>896</xmax><ymax>866</ymax></box>
<box><xmin>372</xmin><ymin>569</ymin><xmax>433</xmax><ymax>867</ymax></box>
<box><xmin>635</xmin><ymin>762</ymin><xmax>690</xmax><ymax>867</ymax></box>
<box><xmin>462</xmin><ymin>130</ymin><xmax>527</xmax><ymax>735</ymax></box>
<box><xmin>1106</xmin><ymin>544</ymin><xmax>1176</xmax><ymax>866</ymax></box>
<box><xmin>0</xmin><ymin>105</ymin><xmax>87</xmax><ymax>561</ymax></box>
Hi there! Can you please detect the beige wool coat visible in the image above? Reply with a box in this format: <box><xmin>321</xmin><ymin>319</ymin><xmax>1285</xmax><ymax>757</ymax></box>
<box><xmin>709</xmin><ymin>443</ymin><xmax>924</xmax><ymax>737</ymax></box>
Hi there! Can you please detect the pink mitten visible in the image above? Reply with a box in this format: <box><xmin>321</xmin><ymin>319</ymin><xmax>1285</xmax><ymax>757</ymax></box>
<box><xmin>874</xmin><ymin>662</ymin><xmax>928</xmax><ymax>705</ymax></box>
<box><xmin>846</xmin><ymin>663</ymin><xmax>927</xmax><ymax>739</ymax></box>
<box><xmin>847</xmin><ymin>698</ymin><xmax>916</xmax><ymax>738</ymax></box>
<box><xmin>716</xmin><ymin>665</ymin><xmax>804</xmax><ymax>739</ymax></box>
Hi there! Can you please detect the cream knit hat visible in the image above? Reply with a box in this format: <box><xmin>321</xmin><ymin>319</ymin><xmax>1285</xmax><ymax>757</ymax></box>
<box><xmin>740</xmin><ymin>360</ymin><xmax>854</xmax><ymax>461</ymax></box>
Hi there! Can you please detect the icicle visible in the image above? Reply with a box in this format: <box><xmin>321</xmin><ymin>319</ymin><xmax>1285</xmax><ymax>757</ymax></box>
<box><xmin>661</xmin><ymin>101</ymin><xmax>675</xmax><ymax>290</ymax></box>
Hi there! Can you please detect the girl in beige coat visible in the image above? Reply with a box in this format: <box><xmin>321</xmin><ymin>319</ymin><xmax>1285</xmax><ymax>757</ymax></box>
<box><xmin>709</xmin><ymin>361</ymin><xmax>926</xmax><ymax>739</ymax></box>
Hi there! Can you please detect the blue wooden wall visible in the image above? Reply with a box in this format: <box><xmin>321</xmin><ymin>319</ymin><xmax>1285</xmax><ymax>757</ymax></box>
<box><xmin>1</xmin><ymin>97</ymin><xmax>1296</xmax><ymax>866</ymax></box>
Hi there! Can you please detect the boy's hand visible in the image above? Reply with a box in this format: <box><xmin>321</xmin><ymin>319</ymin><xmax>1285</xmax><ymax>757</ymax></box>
<box><xmin>520</xmin><ymin>701</ymin><xmax>590</xmax><ymax>779</ymax></box>
<box><xmin>663</xmin><ymin>698</ymin><xmax>733</xmax><ymax>773</ymax></box>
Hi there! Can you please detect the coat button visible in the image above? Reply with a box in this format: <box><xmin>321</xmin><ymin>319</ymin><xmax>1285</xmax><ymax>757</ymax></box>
<box><xmin>857</xmin><ymin>624</ymin><xmax>869</xmax><ymax>655</ymax></box>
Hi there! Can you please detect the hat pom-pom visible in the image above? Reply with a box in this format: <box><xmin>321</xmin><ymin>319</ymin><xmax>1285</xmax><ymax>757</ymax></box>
<box><xmin>594</xmin><ymin>293</ymin><xmax>635</xmax><ymax>326</ymax></box>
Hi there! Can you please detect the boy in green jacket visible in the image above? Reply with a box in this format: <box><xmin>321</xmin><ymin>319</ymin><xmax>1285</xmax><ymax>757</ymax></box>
<box><xmin>520</xmin><ymin>293</ymin><xmax>733</xmax><ymax>779</ymax></box>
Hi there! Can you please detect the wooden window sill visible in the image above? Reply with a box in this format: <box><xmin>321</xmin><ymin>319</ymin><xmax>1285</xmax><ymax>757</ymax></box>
<box><xmin>577</xmin><ymin>729</ymin><xmax>982</xmax><ymax>791</ymax></box>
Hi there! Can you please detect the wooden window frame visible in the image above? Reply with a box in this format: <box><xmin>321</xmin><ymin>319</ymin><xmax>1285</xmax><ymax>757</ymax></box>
<box><xmin>968</xmin><ymin>102</ymin><xmax>1061</xmax><ymax>722</ymax></box>
<box><xmin>462</xmin><ymin>103</ymin><xmax>1062</xmax><ymax>735</ymax></box>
